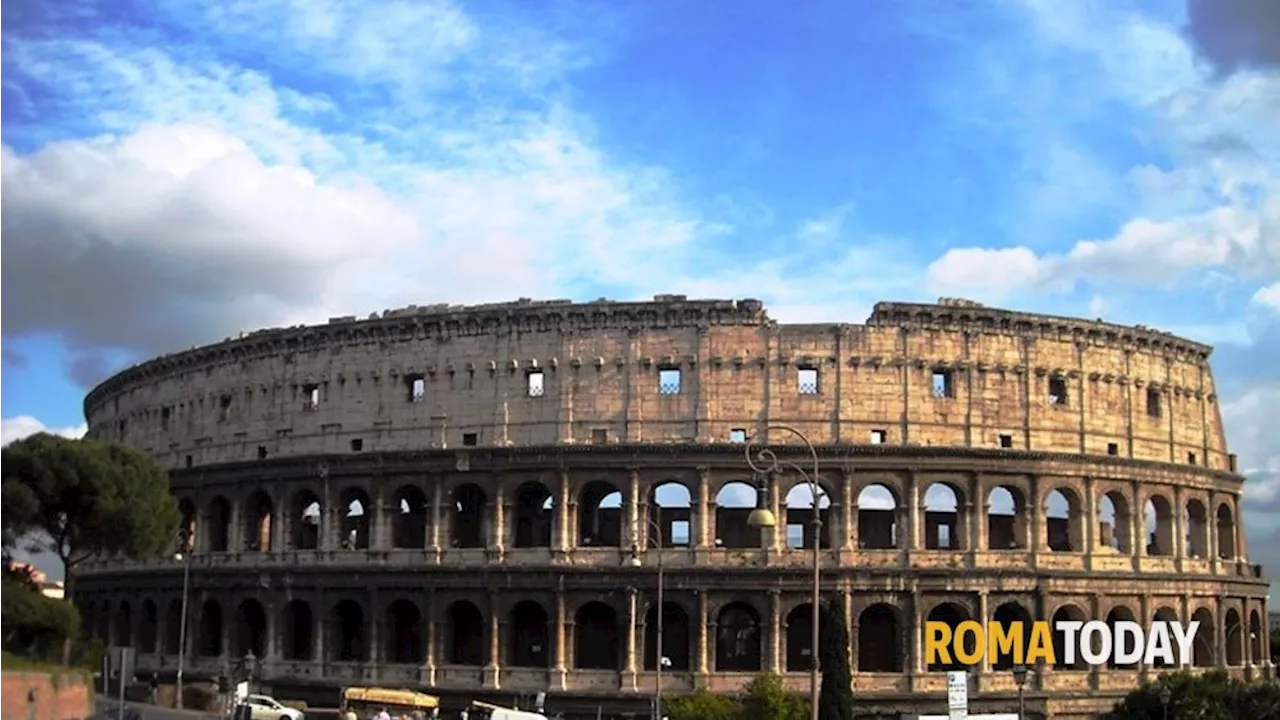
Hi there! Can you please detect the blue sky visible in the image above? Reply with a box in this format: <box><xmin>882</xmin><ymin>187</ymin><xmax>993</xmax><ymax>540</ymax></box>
<box><xmin>2</xmin><ymin>0</ymin><xmax>1278</xmax><ymax>588</ymax></box>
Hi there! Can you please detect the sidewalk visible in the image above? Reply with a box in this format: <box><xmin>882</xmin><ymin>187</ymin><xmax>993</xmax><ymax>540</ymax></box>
<box><xmin>94</xmin><ymin>695</ymin><xmax>222</xmax><ymax>720</ymax></box>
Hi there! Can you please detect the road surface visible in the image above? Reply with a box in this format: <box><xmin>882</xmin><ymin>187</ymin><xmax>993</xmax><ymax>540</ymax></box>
<box><xmin>92</xmin><ymin>696</ymin><xmax>222</xmax><ymax>720</ymax></box>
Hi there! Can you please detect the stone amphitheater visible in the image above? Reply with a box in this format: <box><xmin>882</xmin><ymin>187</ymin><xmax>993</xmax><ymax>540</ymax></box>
<box><xmin>74</xmin><ymin>296</ymin><xmax>1271</xmax><ymax>719</ymax></box>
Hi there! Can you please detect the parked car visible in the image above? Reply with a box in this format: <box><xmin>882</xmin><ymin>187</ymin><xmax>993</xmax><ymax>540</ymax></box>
<box><xmin>241</xmin><ymin>694</ymin><xmax>305</xmax><ymax>720</ymax></box>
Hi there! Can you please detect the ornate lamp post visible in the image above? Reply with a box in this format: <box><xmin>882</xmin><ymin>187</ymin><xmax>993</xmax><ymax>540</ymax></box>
<box><xmin>745</xmin><ymin>424</ymin><xmax>823</xmax><ymax>720</ymax></box>
<box><xmin>1011</xmin><ymin>664</ymin><xmax>1028</xmax><ymax>720</ymax></box>
<box><xmin>174</xmin><ymin>529</ymin><xmax>193</xmax><ymax>709</ymax></box>
<box><xmin>630</xmin><ymin>518</ymin><xmax>668</xmax><ymax>720</ymax></box>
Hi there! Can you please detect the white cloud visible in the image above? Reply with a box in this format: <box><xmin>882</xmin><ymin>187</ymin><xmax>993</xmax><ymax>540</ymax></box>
<box><xmin>1</xmin><ymin>416</ymin><xmax>88</xmax><ymax>446</ymax></box>
<box><xmin>1222</xmin><ymin>385</ymin><xmax>1280</xmax><ymax>506</ymax></box>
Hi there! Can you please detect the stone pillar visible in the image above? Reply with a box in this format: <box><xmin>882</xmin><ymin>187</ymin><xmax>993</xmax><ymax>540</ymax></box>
<box><xmin>1173</xmin><ymin>485</ymin><xmax>1186</xmax><ymax>563</ymax></box>
<box><xmin>552</xmin><ymin>590</ymin><xmax>567</xmax><ymax>689</ymax></box>
<box><xmin>1209</xmin><ymin>491</ymin><xmax>1220</xmax><ymax>572</ymax></box>
<box><xmin>271</xmin><ymin>481</ymin><xmax>285</xmax><ymax>553</ymax></box>
<box><xmin>1235</xmin><ymin>495</ymin><xmax>1247</xmax><ymax>562</ymax></box>
<box><xmin>770</xmin><ymin>473</ymin><xmax>784</xmax><ymax>552</ymax></box>
<box><xmin>769</xmin><ymin>589</ymin><xmax>782</xmax><ymax>673</ymax></box>
<box><xmin>978</xmin><ymin>590</ymin><xmax>990</xmax><ymax>674</ymax></box>
<box><xmin>314</xmin><ymin>593</ymin><xmax>327</xmax><ymax>665</ymax></box>
<box><xmin>626</xmin><ymin>470</ymin><xmax>641</xmax><ymax>552</ymax></box>
<box><xmin>429</xmin><ymin>476</ymin><xmax>443</xmax><ymax>557</ymax></box>
<box><xmin>373</xmin><ymin>484</ymin><xmax>389</xmax><ymax>550</ymax></box>
<box><xmin>906</xmin><ymin>472</ymin><xmax>921</xmax><ymax>551</ymax></box>
<box><xmin>485</xmin><ymin>591</ymin><xmax>501</xmax><ymax>688</ymax></box>
<box><xmin>911</xmin><ymin>590</ymin><xmax>924</xmax><ymax>674</ymax></box>
<box><xmin>1132</xmin><ymin>479</ymin><xmax>1145</xmax><ymax>562</ymax></box>
<box><xmin>230</xmin><ymin>503</ymin><xmax>244</xmax><ymax>554</ymax></box>
<box><xmin>1028</xmin><ymin>474</ymin><xmax>1041</xmax><ymax>553</ymax></box>
<box><xmin>697</xmin><ymin>592</ymin><xmax>710</xmax><ymax>677</ymax></box>
<box><xmin>973</xmin><ymin>474</ymin><xmax>989</xmax><ymax>551</ymax></box>
<box><xmin>425</xmin><ymin>591</ymin><xmax>437</xmax><ymax>685</ymax></box>
<box><xmin>491</xmin><ymin>482</ymin><xmax>507</xmax><ymax>552</ymax></box>
<box><xmin>370</xmin><ymin>590</ymin><xmax>382</xmax><ymax>666</ymax></box>
<box><xmin>556</xmin><ymin>471</ymin><xmax>571</xmax><ymax>555</ymax></box>
<box><xmin>697</xmin><ymin>468</ymin><xmax>713</xmax><ymax>550</ymax></box>
<box><xmin>1139</xmin><ymin>594</ymin><xmax>1150</xmax><ymax>678</ymax></box>
<box><xmin>841</xmin><ymin>470</ymin><xmax>856</xmax><ymax>551</ymax></box>
<box><xmin>1084</xmin><ymin>476</ymin><xmax>1097</xmax><ymax>567</ymax></box>
<box><xmin>624</xmin><ymin>587</ymin><xmax>638</xmax><ymax>690</ymax></box>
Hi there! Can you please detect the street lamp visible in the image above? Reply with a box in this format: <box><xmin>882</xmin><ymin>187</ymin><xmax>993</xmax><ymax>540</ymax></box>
<box><xmin>1011</xmin><ymin>664</ymin><xmax>1028</xmax><ymax>720</ymax></box>
<box><xmin>630</xmin><ymin>518</ymin><xmax>668</xmax><ymax>720</ymax></box>
<box><xmin>1157</xmin><ymin>683</ymin><xmax>1171</xmax><ymax>720</ymax></box>
<box><xmin>745</xmin><ymin>424</ymin><xmax>823</xmax><ymax>720</ymax></box>
<box><xmin>174</xmin><ymin>529</ymin><xmax>194</xmax><ymax>709</ymax></box>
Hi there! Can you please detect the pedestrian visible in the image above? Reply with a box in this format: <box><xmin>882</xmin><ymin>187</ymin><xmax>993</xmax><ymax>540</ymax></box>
<box><xmin>148</xmin><ymin>674</ymin><xmax>158</xmax><ymax>705</ymax></box>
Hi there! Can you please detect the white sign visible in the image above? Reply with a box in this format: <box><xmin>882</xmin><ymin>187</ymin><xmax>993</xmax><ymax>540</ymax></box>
<box><xmin>946</xmin><ymin>671</ymin><xmax>968</xmax><ymax>720</ymax></box>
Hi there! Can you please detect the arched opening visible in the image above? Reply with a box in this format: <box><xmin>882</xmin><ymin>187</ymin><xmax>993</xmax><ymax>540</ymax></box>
<box><xmin>649</xmin><ymin>482</ymin><xmax>693</xmax><ymax>548</ymax></box>
<box><xmin>1192</xmin><ymin>607</ymin><xmax>1215</xmax><ymax>666</ymax></box>
<box><xmin>513</xmin><ymin>483</ymin><xmax>554</xmax><ymax>548</ymax></box>
<box><xmin>96</xmin><ymin>603</ymin><xmax>110</xmax><ymax>643</ymax></box>
<box><xmin>332</xmin><ymin>600</ymin><xmax>366</xmax><ymax>661</ymax></box>
<box><xmin>1152</xmin><ymin>608</ymin><xmax>1178</xmax><ymax>668</ymax></box>
<box><xmin>1217</xmin><ymin>503</ymin><xmax>1237</xmax><ymax>559</ymax></box>
<box><xmin>235</xmin><ymin>599</ymin><xmax>267</xmax><ymax>657</ymax></box>
<box><xmin>508</xmin><ymin>601</ymin><xmax>550</xmax><ymax>667</ymax></box>
<box><xmin>282</xmin><ymin>600</ymin><xmax>312</xmax><ymax>660</ymax></box>
<box><xmin>857</xmin><ymin>484</ymin><xmax>898</xmax><ymax>549</ymax></box>
<box><xmin>291</xmin><ymin>490</ymin><xmax>322</xmax><ymax>550</ymax></box>
<box><xmin>206</xmin><ymin>496</ymin><xmax>231</xmax><ymax>552</ymax></box>
<box><xmin>386</xmin><ymin>599</ymin><xmax>423</xmax><ymax>663</ymax></box>
<box><xmin>574</xmin><ymin>602</ymin><xmax>620</xmax><ymax>670</ymax></box>
<box><xmin>714</xmin><ymin>482</ymin><xmax>760</xmax><ymax>549</ymax></box>
<box><xmin>1145</xmin><ymin>495</ymin><xmax>1174</xmax><ymax>556</ymax></box>
<box><xmin>578</xmin><ymin>481</ymin><xmax>623</xmax><ymax>547</ymax></box>
<box><xmin>924</xmin><ymin>482</ymin><xmax>965</xmax><ymax>550</ymax></box>
<box><xmin>1250</xmin><ymin>611</ymin><xmax>1263</xmax><ymax>665</ymax></box>
<box><xmin>784</xmin><ymin>603</ymin><xmax>829</xmax><ymax>671</ymax></box>
<box><xmin>1051</xmin><ymin>605</ymin><xmax>1089</xmax><ymax>670</ymax></box>
<box><xmin>1045</xmin><ymin>488</ymin><xmax>1081</xmax><ymax>552</ymax></box>
<box><xmin>783</xmin><ymin>483</ymin><xmax>833</xmax><ymax>550</ymax></box>
<box><xmin>715</xmin><ymin>602</ymin><xmax>761</xmax><ymax>672</ymax></box>
<box><xmin>178</xmin><ymin>499</ymin><xmax>197</xmax><ymax>553</ymax></box>
<box><xmin>857</xmin><ymin>604</ymin><xmax>902</xmax><ymax>672</ymax></box>
<box><xmin>113</xmin><ymin>601</ymin><xmax>133</xmax><ymax>647</ymax></box>
<box><xmin>1098</xmin><ymin>491</ymin><xmax>1131</xmax><ymax>553</ymax></box>
<box><xmin>452</xmin><ymin>484</ymin><xmax>487</xmax><ymax>549</ymax></box>
<box><xmin>392</xmin><ymin>486</ymin><xmax>429</xmax><ymax>549</ymax></box>
<box><xmin>339</xmin><ymin>488</ymin><xmax>372</xmax><ymax>550</ymax></box>
<box><xmin>198</xmin><ymin>600</ymin><xmax>222</xmax><ymax>657</ymax></box>
<box><xmin>1105</xmin><ymin>607</ymin><xmax>1138</xmax><ymax>669</ymax></box>
<box><xmin>926</xmin><ymin>603</ymin><xmax>972</xmax><ymax>672</ymax></box>
<box><xmin>985</xmin><ymin>486</ymin><xmax>1026</xmax><ymax>549</ymax></box>
<box><xmin>446</xmin><ymin>601</ymin><xmax>485</xmax><ymax>665</ymax></box>
<box><xmin>643</xmin><ymin>601</ymin><xmax>690</xmax><ymax>671</ymax></box>
<box><xmin>163</xmin><ymin>599</ymin><xmax>183</xmax><ymax>654</ymax></box>
<box><xmin>243</xmin><ymin>491</ymin><xmax>273</xmax><ymax>552</ymax></box>
<box><xmin>991</xmin><ymin>602</ymin><xmax>1032</xmax><ymax>670</ymax></box>
<box><xmin>138</xmin><ymin>600</ymin><xmax>158</xmax><ymax>653</ymax></box>
<box><xmin>1185</xmin><ymin>500</ymin><xmax>1208</xmax><ymax>558</ymax></box>
<box><xmin>1225</xmin><ymin>608</ymin><xmax>1243</xmax><ymax>666</ymax></box>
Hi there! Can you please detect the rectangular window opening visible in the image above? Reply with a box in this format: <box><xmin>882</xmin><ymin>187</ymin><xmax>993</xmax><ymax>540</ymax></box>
<box><xmin>161</xmin><ymin>407</ymin><xmax>171</xmax><ymax>431</ymax></box>
<box><xmin>463</xmin><ymin>433</ymin><xmax>478</xmax><ymax>447</ymax></box>
<box><xmin>870</xmin><ymin>429</ymin><xmax>887</xmax><ymax>444</ymax></box>
<box><xmin>257</xmin><ymin>446</ymin><xmax>268</xmax><ymax>460</ymax></box>
<box><xmin>219</xmin><ymin>394</ymin><xmax>233</xmax><ymax>422</ymax></box>
<box><xmin>670</xmin><ymin>520</ymin><xmax>690</xmax><ymax>547</ymax></box>
<box><xmin>931</xmin><ymin>369</ymin><xmax>955</xmax><ymax>398</ymax></box>
<box><xmin>527</xmin><ymin>370</ymin><xmax>545</xmax><ymax>398</ymax></box>
<box><xmin>184</xmin><ymin>455</ymin><xmax>193</xmax><ymax>469</ymax></box>
<box><xmin>1146</xmin><ymin>388</ymin><xmax>1161</xmax><ymax>418</ymax></box>
<box><xmin>302</xmin><ymin>384</ymin><xmax>320</xmax><ymax>410</ymax></box>
<box><xmin>1048</xmin><ymin>377</ymin><xmax>1068</xmax><ymax>406</ymax></box>
<box><xmin>1107</xmin><ymin>442</ymin><xmax>1119</xmax><ymax>456</ymax></box>
<box><xmin>729</xmin><ymin>428</ymin><xmax>747</xmax><ymax>443</ymax></box>
<box><xmin>786</xmin><ymin>524</ymin><xmax>805</xmax><ymax>549</ymax></box>
<box><xmin>591</xmin><ymin>429</ymin><xmax>608</xmax><ymax>444</ymax></box>
<box><xmin>350</xmin><ymin>438</ymin><xmax>363</xmax><ymax>452</ymax></box>
<box><xmin>797</xmin><ymin>367</ymin><xmax>819</xmax><ymax>395</ymax></box>
<box><xmin>999</xmin><ymin>434</ymin><xmax>1013</xmax><ymax>448</ymax></box>
<box><xmin>658</xmin><ymin>367</ymin><xmax>682</xmax><ymax>396</ymax></box>
<box><xmin>407</xmin><ymin>376</ymin><xmax>426</xmax><ymax>403</ymax></box>
<box><xmin>1188</xmin><ymin>451</ymin><xmax>1197</xmax><ymax>465</ymax></box>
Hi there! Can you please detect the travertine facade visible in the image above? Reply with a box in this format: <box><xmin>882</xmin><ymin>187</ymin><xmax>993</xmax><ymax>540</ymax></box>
<box><xmin>75</xmin><ymin>297</ymin><xmax>1270</xmax><ymax>719</ymax></box>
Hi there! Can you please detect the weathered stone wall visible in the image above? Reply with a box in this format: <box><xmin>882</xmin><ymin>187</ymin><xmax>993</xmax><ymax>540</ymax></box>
<box><xmin>83</xmin><ymin>297</ymin><xmax>1229</xmax><ymax>474</ymax></box>
<box><xmin>0</xmin><ymin>671</ymin><xmax>91</xmax><ymax>720</ymax></box>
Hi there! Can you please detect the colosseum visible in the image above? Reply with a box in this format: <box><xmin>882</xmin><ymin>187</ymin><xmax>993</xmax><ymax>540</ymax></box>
<box><xmin>74</xmin><ymin>295</ymin><xmax>1270</xmax><ymax>719</ymax></box>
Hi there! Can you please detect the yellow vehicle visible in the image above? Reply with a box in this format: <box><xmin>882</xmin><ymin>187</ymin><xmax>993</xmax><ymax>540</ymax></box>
<box><xmin>341</xmin><ymin>687</ymin><xmax>440</xmax><ymax>719</ymax></box>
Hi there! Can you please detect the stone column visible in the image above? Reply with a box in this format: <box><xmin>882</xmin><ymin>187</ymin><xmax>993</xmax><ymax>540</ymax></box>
<box><xmin>485</xmin><ymin>591</ymin><xmax>501</xmax><ymax>688</ymax></box>
<box><xmin>370</xmin><ymin>589</ymin><xmax>382</xmax><ymax>666</ymax></box>
<box><xmin>429</xmin><ymin>476</ymin><xmax>443</xmax><ymax>557</ymax></box>
<box><xmin>911</xmin><ymin>591</ymin><xmax>924</xmax><ymax>675</ymax></box>
<box><xmin>1139</xmin><ymin>594</ymin><xmax>1151</xmax><ymax>679</ymax></box>
<box><xmin>906</xmin><ymin>472</ymin><xmax>921</xmax><ymax>551</ymax></box>
<box><xmin>973</xmin><ymin>474</ymin><xmax>989</xmax><ymax>551</ymax></box>
<box><xmin>271</xmin><ymin>481</ymin><xmax>285</xmax><ymax>553</ymax></box>
<box><xmin>1132</xmin><ymin>479</ymin><xmax>1145</xmax><ymax>562</ymax></box>
<box><xmin>624</xmin><ymin>587</ymin><xmax>639</xmax><ymax>690</ymax></box>
<box><xmin>314</xmin><ymin>592</ymin><xmax>327</xmax><ymax>665</ymax></box>
<box><xmin>1084</xmin><ymin>476</ymin><xmax>1097</xmax><ymax>567</ymax></box>
<box><xmin>841</xmin><ymin>470</ymin><xmax>856</xmax><ymax>551</ymax></box>
<box><xmin>769</xmin><ymin>590</ymin><xmax>782</xmax><ymax>673</ymax></box>
<box><xmin>697</xmin><ymin>468</ymin><xmax>713</xmax><ymax>550</ymax></box>
<box><xmin>552</xmin><ymin>590</ymin><xmax>568</xmax><ymax>689</ymax></box>
<box><xmin>626</xmin><ymin>470</ymin><xmax>641</xmax><ymax>551</ymax></box>
<box><xmin>425</xmin><ymin>591</ymin><xmax>437</xmax><ymax>686</ymax></box>
<box><xmin>556</xmin><ymin>471</ymin><xmax>571</xmax><ymax>555</ymax></box>
<box><xmin>230</xmin><ymin>502</ymin><xmax>244</xmax><ymax>554</ymax></box>
<box><xmin>1235</xmin><ymin>495</ymin><xmax>1247</xmax><ymax>562</ymax></box>
<box><xmin>1028</xmin><ymin>474</ymin><xmax>1041</xmax><ymax>553</ymax></box>
<box><xmin>978</xmin><ymin>590</ymin><xmax>990</xmax><ymax>674</ymax></box>
<box><xmin>697</xmin><ymin>592</ymin><xmax>710</xmax><ymax>677</ymax></box>
<box><xmin>491</xmin><ymin>481</ymin><xmax>507</xmax><ymax>552</ymax></box>
<box><xmin>373</xmin><ymin>484</ymin><xmax>389</xmax><ymax>550</ymax></box>
<box><xmin>1173</xmin><ymin>485</ymin><xmax>1186</xmax><ymax>564</ymax></box>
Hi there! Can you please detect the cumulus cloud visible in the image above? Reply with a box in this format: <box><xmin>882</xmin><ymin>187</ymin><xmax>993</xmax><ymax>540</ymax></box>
<box><xmin>0</xmin><ymin>416</ymin><xmax>88</xmax><ymax>447</ymax></box>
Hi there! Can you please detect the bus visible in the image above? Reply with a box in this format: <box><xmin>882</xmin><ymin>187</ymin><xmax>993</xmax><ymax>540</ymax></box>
<box><xmin>340</xmin><ymin>687</ymin><xmax>440</xmax><ymax>720</ymax></box>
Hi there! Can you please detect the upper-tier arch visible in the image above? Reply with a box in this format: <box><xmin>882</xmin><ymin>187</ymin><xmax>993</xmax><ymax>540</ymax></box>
<box><xmin>82</xmin><ymin>297</ymin><xmax>1234</xmax><ymax>476</ymax></box>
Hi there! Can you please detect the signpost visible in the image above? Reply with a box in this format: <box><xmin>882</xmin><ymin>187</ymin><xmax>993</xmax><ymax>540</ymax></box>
<box><xmin>946</xmin><ymin>671</ymin><xmax>969</xmax><ymax>720</ymax></box>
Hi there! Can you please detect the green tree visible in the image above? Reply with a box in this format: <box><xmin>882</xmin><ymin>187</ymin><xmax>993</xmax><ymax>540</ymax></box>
<box><xmin>665</xmin><ymin>688</ymin><xmax>741</xmax><ymax>720</ymax></box>
<box><xmin>817</xmin><ymin>593</ymin><xmax>854</xmax><ymax>720</ymax></box>
<box><xmin>2</xmin><ymin>577</ymin><xmax>81</xmax><ymax>662</ymax></box>
<box><xmin>2</xmin><ymin>433</ymin><xmax>180</xmax><ymax>600</ymax></box>
<box><xmin>1109</xmin><ymin>670</ymin><xmax>1280</xmax><ymax>719</ymax></box>
<box><xmin>742</xmin><ymin>672</ymin><xmax>808</xmax><ymax>720</ymax></box>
